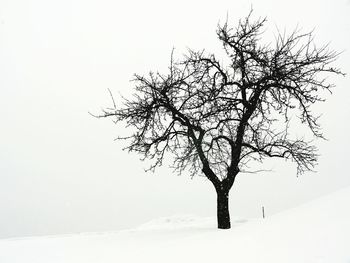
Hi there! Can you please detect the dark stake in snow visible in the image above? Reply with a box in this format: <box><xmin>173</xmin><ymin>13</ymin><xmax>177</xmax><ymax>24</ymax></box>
<box><xmin>97</xmin><ymin>12</ymin><xmax>343</xmax><ymax>229</ymax></box>
<box><xmin>262</xmin><ymin>206</ymin><xmax>265</xmax><ymax>219</ymax></box>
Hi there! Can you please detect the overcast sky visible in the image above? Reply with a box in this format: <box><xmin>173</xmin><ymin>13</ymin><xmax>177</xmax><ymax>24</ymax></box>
<box><xmin>0</xmin><ymin>0</ymin><xmax>349</xmax><ymax>239</ymax></box>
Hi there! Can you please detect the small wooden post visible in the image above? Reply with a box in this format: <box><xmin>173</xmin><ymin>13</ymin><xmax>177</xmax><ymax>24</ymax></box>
<box><xmin>262</xmin><ymin>206</ymin><xmax>265</xmax><ymax>219</ymax></box>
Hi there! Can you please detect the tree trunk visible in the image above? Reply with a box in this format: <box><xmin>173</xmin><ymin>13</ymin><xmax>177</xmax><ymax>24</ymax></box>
<box><xmin>217</xmin><ymin>189</ymin><xmax>230</xmax><ymax>229</ymax></box>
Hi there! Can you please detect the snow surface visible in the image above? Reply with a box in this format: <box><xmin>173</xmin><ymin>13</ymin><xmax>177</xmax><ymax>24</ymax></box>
<box><xmin>0</xmin><ymin>187</ymin><xmax>349</xmax><ymax>263</ymax></box>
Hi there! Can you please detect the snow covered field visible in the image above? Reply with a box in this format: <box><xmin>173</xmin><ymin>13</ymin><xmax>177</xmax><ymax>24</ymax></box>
<box><xmin>0</xmin><ymin>187</ymin><xmax>349</xmax><ymax>263</ymax></box>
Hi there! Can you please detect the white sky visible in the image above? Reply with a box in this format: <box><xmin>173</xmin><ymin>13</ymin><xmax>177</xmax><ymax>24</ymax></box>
<box><xmin>0</xmin><ymin>0</ymin><xmax>349</xmax><ymax>238</ymax></box>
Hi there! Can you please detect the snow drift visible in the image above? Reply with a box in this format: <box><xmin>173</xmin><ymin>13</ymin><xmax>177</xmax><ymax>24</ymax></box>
<box><xmin>0</xmin><ymin>186</ymin><xmax>349</xmax><ymax>263</ymax></box>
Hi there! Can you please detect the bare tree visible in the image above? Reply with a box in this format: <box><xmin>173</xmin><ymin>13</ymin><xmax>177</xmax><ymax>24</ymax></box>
<box><xmin>98</xmin><ymin>12</ymin><xmax>343</xmax><ymax>229</ymax></box>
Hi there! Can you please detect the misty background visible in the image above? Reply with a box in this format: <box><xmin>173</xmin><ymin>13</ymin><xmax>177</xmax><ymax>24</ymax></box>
<box><xmin>0</xmin><ymin>0</ymin><xmax>349</xmax><ymax>239</ymax></box>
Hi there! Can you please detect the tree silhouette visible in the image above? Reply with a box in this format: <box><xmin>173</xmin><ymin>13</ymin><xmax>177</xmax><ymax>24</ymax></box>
<box><xmin>98</xmin><ymin>12</ymin><xmax>343</xmax><ymax>229</ymax></box>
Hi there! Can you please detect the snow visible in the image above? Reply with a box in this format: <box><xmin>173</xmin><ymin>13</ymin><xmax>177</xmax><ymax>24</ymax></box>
<box><xmin>1</xmin><ymin>187</ymin><xmax>350</xmax><ymax>263</ymax></box>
